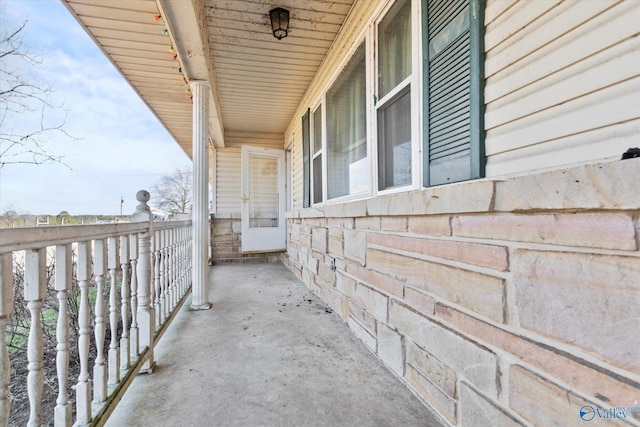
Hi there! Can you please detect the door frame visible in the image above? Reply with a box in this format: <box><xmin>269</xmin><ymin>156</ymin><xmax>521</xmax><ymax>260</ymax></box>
<box><xmin>241</xmin><ymin>145</ymin><xmax>287</xmax><ymax>253</ymax></box>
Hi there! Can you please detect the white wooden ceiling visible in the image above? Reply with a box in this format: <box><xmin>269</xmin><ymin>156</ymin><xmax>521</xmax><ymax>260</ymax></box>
<box><xmin>62</xmin><ymin>0</ymin><xmax>356</xmax><ymax>157</ymax></box>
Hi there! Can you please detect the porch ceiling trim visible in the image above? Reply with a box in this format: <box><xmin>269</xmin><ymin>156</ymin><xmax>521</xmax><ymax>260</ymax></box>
<box><xmin>156</xmin><ymin>0</ymin><xmax>225</xmax><ymax>148</ymax></box>
<box><xmin>62</xmin><ymin>0</ymin><xmax>357</xmax><ymax>152</ymax></box>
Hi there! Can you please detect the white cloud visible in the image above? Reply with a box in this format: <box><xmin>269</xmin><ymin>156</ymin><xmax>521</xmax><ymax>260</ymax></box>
<box><xmin>0</xmin><ymin>0</ymin><xmax>191</xmax><ymax>215</ymax></box>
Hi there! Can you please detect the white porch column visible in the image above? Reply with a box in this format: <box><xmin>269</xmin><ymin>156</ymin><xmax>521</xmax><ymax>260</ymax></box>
<box><xmin>190</xmin><ymin>80</ymin><xmax>212</xmax><ymax>310</ymax></box>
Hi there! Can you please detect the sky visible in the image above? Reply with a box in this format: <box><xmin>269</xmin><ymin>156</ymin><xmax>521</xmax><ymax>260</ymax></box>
<box><xmin>0</xmin><ymin>0</ymin><xmax>191</xmax><ymax>216</ymax></box>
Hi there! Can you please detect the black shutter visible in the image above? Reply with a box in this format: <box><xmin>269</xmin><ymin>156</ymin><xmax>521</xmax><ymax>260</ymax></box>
<box><xmin>302</xmin><ymin>109</ymin><xmax>311</xmax><ymax>208</ymax></box>
<box><xmin>423</xmin><ymin>0</ymin><xmax>484</xmax><ymax>186</ymax></box>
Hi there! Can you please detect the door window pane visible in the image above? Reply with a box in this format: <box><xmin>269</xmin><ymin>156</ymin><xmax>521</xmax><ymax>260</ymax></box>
<box><xmin>327</xmin><ymin>43</ymin><xmax>368</xmax><ymax>200</ymax></box>
<box><xmin>378</xmin><ymin>0</ymin><xmax>411</xmax><ymax>99</ymax></box>
<box><xmin>249</xmin><ymin>155</ymin><xmax>278</xmax><ymax>228</ymax></box>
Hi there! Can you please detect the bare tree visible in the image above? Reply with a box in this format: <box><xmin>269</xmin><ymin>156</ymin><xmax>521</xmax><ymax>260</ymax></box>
<box><xmin>1</xmin><ymin>205</ymin><xmax>22</xmax><ymax>227</ymax></box>
<box><xmin>152</xmin><ymin>167</ymin><xmax>193</xmax><ymax>213</ymax></box>
<box><xmin>0</xmin><ymin>13</ymin><xmax>74</xmax><ymax>169</ymax></box>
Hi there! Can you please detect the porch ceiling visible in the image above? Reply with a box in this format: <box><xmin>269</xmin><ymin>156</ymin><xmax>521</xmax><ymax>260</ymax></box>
<box><xmin>62</xmin><ymin>0</ymin><xmax>355</xmax><ymax>156</ymax></box>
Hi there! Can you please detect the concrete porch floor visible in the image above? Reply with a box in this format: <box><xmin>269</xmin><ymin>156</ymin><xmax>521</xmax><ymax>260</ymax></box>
<box><xmin>106</xmin><ymin>262</ymin><xmax>443</xmax><ymax>426</ymax></box>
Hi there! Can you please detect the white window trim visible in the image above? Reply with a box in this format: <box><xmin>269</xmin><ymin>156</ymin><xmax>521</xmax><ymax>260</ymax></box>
<box><xmin>373</xmin><ymin>0</ymin><xmax>423</xmax><ymax>198</ymax></box>
<box><xmin>310</xmin><ymin>100</ymin><xmax>324</xmax><ymax>206</ymax></box>
<box><xmin>323</xmin><ymin>33</ymin><xmax>374</xmax><ymax>206</ymax></box>
<box><xmin>284</xmin><ymin>137</ymin><xmax>293</xmax><ymax>214</ymax></box>
<box><xmin>305</xmin><ymin>0</ymin><xmax>426</xmax><ymax>207</ymax></box>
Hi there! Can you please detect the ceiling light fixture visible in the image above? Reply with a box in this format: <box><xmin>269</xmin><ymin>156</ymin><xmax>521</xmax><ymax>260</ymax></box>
<box><xmin>269</xmin><ymin>7</ymin><xmax>290</xmax><ymax>40</ymax></box>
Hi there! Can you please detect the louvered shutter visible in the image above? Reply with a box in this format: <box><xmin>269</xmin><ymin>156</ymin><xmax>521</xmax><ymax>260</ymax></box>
<box><xmin>423</xmin><ymin>0</ymin><xmax>484</xmax><ymax>186</ymax></box>
<box><xmin>302</xmin><ymin>109</ymin><xmax>311</xmax><ymax>208</ymax></box>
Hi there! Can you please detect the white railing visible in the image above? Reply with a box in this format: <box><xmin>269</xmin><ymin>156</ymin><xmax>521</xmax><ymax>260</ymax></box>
<box><xmin>0</xmin><ymin>191</ymin><xmax>192</xmax><ymax>426</ymax></box>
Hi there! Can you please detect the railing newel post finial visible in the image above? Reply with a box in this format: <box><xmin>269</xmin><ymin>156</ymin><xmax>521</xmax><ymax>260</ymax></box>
<box><xmin>133</xmin><ymin>190</ymin><xmax>156</xmax><ymax>373</ymax></box>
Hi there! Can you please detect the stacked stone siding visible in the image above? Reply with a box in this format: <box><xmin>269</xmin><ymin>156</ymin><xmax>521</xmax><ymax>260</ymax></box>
<box><xmin>282</xmin><ymin>159</ymin><xmax>640</xmax><ymax>426</ymax></box>
<box><xmin>210</xmin><ymin>216</ymin><xmax>282</xmax><ymax>264</ymax></box>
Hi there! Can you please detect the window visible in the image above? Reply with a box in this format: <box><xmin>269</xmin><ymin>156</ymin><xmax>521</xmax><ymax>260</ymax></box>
<box><xmin>326</xmin><ymin>43</ymin><xmax>368</xmax><ymax>200</ymax></box>
<box><xmin>311</xmin><ymin>105</ymin><xmax>323</xmax><ymax>204</ymax></box>
<box><xmin>377</xmin><ymin>0</ymin><xmax>413</xmax><ymax>191</ymax></box>
<box><xmin>301</xmin><ymin>109</ymin><xmax>310</xmax><ymax>208</ymax></box>
<box><xmin>298</xmin><ymin>0</ymin><xmax>484</xmax><ymax>208</ymax></box>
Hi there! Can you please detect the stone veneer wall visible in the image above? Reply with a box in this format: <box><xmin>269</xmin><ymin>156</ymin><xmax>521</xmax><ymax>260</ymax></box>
<box><xmin>210</xmin><ymin>215</ymin><xmax>282</xmax><ymax>264</ymax></box>
<box><xmin>281</xmin><ymin>159</ymin><xmax>640</xmax><ymax>426</ymax></box>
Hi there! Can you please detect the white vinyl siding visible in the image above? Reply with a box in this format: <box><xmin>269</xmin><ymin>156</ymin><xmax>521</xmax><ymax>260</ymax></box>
<box><xmin>215</xmin><ymin>147</ymin><xmax>241</xmax><ymax>217</ymax></box>
<box><xmin>484</xmin><ymin>0</ymin><xmax>640</xmax><ymax>177</ymax></box>
<box><xmin>288</xmin><ymin>0</ymin><xmax>639</xmax><ymax>209</ymax></box>
<box><xmin>291</xmin><ymin>122</ymin><xmax>304</xmax><ymax>210</ymax></box>
<box><xmin>214</xmin><ymin>131</ymin><xmax>283</xmax><ymax>216</ymax></box>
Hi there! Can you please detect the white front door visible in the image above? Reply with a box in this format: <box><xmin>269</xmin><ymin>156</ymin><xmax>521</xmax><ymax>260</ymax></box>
<box><xmin>241</xmin><ymin>145</ymin><xmax>286</xmax><ymax>253</ymax></box>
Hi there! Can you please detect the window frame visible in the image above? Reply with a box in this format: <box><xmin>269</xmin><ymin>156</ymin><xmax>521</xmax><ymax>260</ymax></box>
<box><xmin>323</xmin><ymin>36</ymin><xmax>373</xmax><ymax>205</ymax></box>
<box><xmin>310</xmin><ymin>101</ymin><xmax>325</xmax><ymax>206</ymax></box>
<box><xmin>297</xmin><ymin>0</ymin><xmax>484</xmax><ymax>209</ymax></box>
<box><xmin>373</xmin><ymin>0</ymin><xmax>423</xmax><ymax>196</ymax></box>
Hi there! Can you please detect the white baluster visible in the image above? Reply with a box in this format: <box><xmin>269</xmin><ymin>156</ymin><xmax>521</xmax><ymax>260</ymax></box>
<box><xmin>153</xmin><ymin>230</ymin><xmax>162</xmax><ymax>328</ymax></box>
<box><xmin>165</xmin><ymin>229</ymin><xmax>172</xmax><ymax>319</ymax></box>
<box><xmin>183</xmin><ymin>227</ymin><xmax>189</xmax><ymax>296</ymax></box>
<box><xmin>129</xmin><ymin>234</ymin><xmax>139</xmax><ymax>359</ymax></box>
<box><xmin>93</xmin><ymin>239</ymin><xmax>107</xmax><ymax>403</ymax></box>
<box><xmin>185</xmin><ymin>226</ymin><xmax>191</xmax><ymax>295</ymax></box>
<box><xmin>76</xmin><ymin>242</ymin><xmax>92</xmax><ymax>424</ymax></box>
<box><xmin>175</xmin><ymin>229</ymin><xmax>181</xmax><ymax>302</ymax></box>
<box><xmin>169</xmin><ymin>229</ymin><xmax>176</xmax><ymax>313</ymax></box>
<box><xmin>163</xmin><ymin>230</ymin><xmax>169</xmax><ymax>319</ymax></box>
<box><xmin>54</xmin><ymin>245</ymin><xmax>72</xmax><ymax>426</ymax></box>
<box><xmin>119</xmin><ymin>235</ymin><xmax>130</xmax><ymax>370</ymax></box>
<box><xmin>160</xmin><ymin>230</ymin><xmax>171</xmax><ymax>321</ymax></box>
<box><xmin>107</xmin><ymin>237</ymin><xmax>120</xmax><ymax>385</ymax></box>
<box><xmin>24</xmin><ymin>248</ymin><xmax>46</xmax><ymax>427</ymax></box>
<box><xmin>176</xmin><ymin>228</ymin><xmax>183</xmax><ymax>299</ymax></box>
<box><xmin>0</xmin><ymin>254</ymin><xmax>14</xmax><ymax>427</ymax></box>
<box><xmin>189</xmin><ymin>226</ymin><xmax>194</xmax><ymax>292</ymax></box>
<box><xmin>162</xmin><ymin>229</ymin><xmax>169</xmax><ymax>323</ymax></box>
<box><xmin>175</xmin><ymin>229</ymin><xmax>182</xmax><ymax>300</ymax></box>
<box><xmin>180</xmin><ymin>227</ymin><xmax>186</xmax><ymax>297</ymax></box>
<box><xmin>133</xmin><ymin>190</ymin><xmax>155</xmax><ymax>372</ymax></box>
<box><xmin>179</xmin><ymin>227</ymin><xmax>185</xmax><ymax>297</ymax></box>
<box><xmin>186</xmin><ymin>226</ymin><xmax>193</xmax><ymax>294</ymax></box>
<box><xmin>129</xmin><ymin>234</ymin><xmax>140</xmax><ymax>360</ymax></box>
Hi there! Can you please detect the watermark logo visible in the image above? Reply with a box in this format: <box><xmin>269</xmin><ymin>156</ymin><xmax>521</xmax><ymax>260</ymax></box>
<box><xmin>580</xmin><ymin>406</ymin><xmax>596</xmax><ymax>422</ymax></box>
<box><xmin>579</xmin><ymin>405</ymin><xmax>640</xmax><ymax>422</ymax></box>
